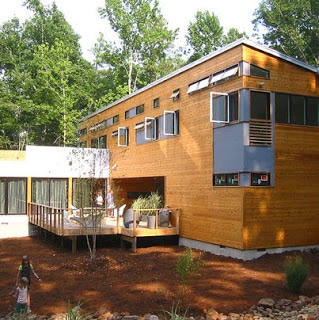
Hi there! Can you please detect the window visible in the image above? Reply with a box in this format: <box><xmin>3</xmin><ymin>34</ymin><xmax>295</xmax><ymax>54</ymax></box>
<box><xmin>251</xmin><ymin>173</ymin><xmax>271</xmax><ymax>186</ymax></box>
<box><xmin>72</xmin><ymin>178</ymin><xmax>91</xmax><ymax>208</ymax></box>
<box><xmin>164</xmin><ymin>110</ymin><xmax>179</xmax><ymax>135</ymax></box>
<box><xmin>250</xmin><ymin>91</ymin><xmax>272</xmax><ymax>146</ymax></box>
<box><xmin>290</xmin><ymin>95</ymin><xmax>305</xmax><ymax>125</ymax></box>
<box><xmin>91</xmin><ymin>135</ymin><xmax>106</xmax><ymax>149</ymax></box>
<box><xmin>89</xmin><ymin>115</ymin><xmax>119</xmax><ymax>132</ymax></box>
<box><xmin>153</xmin><ymin>97</ymin><xmax>160</xmax><ymax>108</ymax></box>
<box><xmin>213</xmin><ymin>173</ymin><xmax>239</xmax><ymax>186</ymax></box>
<box><xmin>250</xmin><ymin>64</ymin><xmax>270</xmax><ymax>78</ymax></box>
<box><xmin>79</xmin><ymin>140</ymin><xmax>87</xmax><ymax>148</ymax></box>
<box><xmin>0</xmin><ymin>178</ymin><xmax>27</xmax><ymax>214</ymax></box>
<box><xmin>210</xmin><ymin>65</ymin><xmax>238</xmax><ymax>85</ymax></box>
<box><xmin>170</xmin><ymin>89</ymin><xmax>180</xmax><ymax>101</ymax></box>
<box><xmin>118</xmin><ymin>127</ymin><xmax>128</xmax><ymax>146</ymax></box>
<box><xmin>79</xmin><ymin>128</ymin><xmax>87</xmax><ymax>136</ymax></box>
<box><xmin>125</xmin><ymin>104</ymin><xmax>144</xmax><ymax>119</ymax></box>
<box><xmin>210</xmin><ymin>91</ymin><xmax>239</xmax><ymax>123</ymax></box>
<box><xmin>145</xmin><ymin>117</ymin><xmax>157</xmax><ymax>140</ymax></box>
<box><xmin>275</xmin><ymin>93</ymin><xmax>318</xmax><ymax>126</ymax></box>
<box><xmin>306</xmin><ymin>97</ymin><xmax>319</xmax><ymax>126</ymax></box>
<box><xmin>210</xmin><ymin>92</ymin><xmax>228</xmax><ymax>123</ymax></box>
<box><xmin>275</xmin><ymin>93</ymin><xmax>289</xmax><ymax>123</ymax></box>
<box><xmin>250</xmin><ymin>91</ymin><xmax>270</xmax><ymax>120</ymax></box>
<box><xmin>135</xmin><ymin>118</ymin><xmax>158</xmax><ymax>145</ymax></box>
<box><xmin>32</xmin><ymin>178</ymin><xmax>67</xmax><ymax>208</ymax></box>
<box><xmin>187</xmin><ymin>77</ymin><xmax>209</xmax><ymax>94</ymax></box>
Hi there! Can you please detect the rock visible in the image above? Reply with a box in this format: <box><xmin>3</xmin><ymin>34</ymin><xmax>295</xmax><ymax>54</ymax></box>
<box><xmin>257</xmin><ymin>298</ymin><xmax>275</xmax><ymax>308</ymax></box>
<box><xmin>206</xmin><ymin>308</ymin><xmax>219</xmax><ymax>320</ymax></box>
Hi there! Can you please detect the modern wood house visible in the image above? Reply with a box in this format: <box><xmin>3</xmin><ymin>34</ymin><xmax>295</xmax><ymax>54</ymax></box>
<box><xmin>79</xmin><ymin>38</ymin><xmax>319</xmax><ymax>260</ymax></box>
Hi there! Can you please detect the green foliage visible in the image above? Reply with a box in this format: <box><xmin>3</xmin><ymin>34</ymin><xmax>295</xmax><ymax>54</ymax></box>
<box><xmin>253</xmin><ymin>0</ymin><xmax>319</xmax><ymax>65</ymax></box>
<box><xmin>176</xmin><ymin>247</ymin><xmax>204</xmax><ymax>285</ymax></box>
<box><xmin>64</xmin><ymin>300</ymin><xmax>92</xmax><ymax>320</ymax></box>
<box><xmin>132</xmin><ymin>192</ymin><xmax>163</xmax><ymax>216</ymax></box>
<box><xmin>96</xmin><ymin>0</ymin><xmax>180</xmax><ymax>97</ymax></box>
<box><xmin>0</xmin><ymin>1</ymin><xmax>97</xmax><ymax>148</ymax></box>
<box><xmin>160</xmin><ymin>301</ymin><xmax>189</xmax><ymax>320</ymax></box>
<box><xmin>186</xmin><ymin>10</ymin><xmax>247</xmax><ymax>63</ymax></box>
<box><xmin>283</xmin><ymin>255</ymin><xmax>309</xmax><ymax>293</ymax></box>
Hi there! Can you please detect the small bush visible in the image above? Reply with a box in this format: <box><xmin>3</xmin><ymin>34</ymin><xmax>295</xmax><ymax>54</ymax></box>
<box><xmin>283</xmin><ymin>255</ymin><xmax>309</xmax><ymax>294</ymax></box>
<box><xmin>161</xmin><ymin>301</ymin><xmax>189</xmax><ymax>320</ymax></box>
<box><xmin>176</xmin><ymin>247</ymin><xmax>204</xmax><ymax>285</ymax></box>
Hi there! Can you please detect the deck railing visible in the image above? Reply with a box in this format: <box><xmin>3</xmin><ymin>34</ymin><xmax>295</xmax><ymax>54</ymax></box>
<box><xmin>27</xmin><ymin>202</ymin><xmax>65</xmax><ymax>234</ymax></box>
<box><xmin>129</xmin><ymin>208</ymin><xmax>180</xmax><ymax>234</ymax></box>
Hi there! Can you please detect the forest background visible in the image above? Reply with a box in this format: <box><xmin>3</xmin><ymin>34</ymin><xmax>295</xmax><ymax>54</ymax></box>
<box><xmin>0</xmin><ymin>0</ymin><xmax>318</xmax><ymax>150</ymax></box>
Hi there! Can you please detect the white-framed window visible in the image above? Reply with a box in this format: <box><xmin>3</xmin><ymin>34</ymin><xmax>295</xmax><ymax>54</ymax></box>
<box><xmin>164</xmin><ymin>110</ymin><xmax>179</xmax><ymax>135</ymax></box>
<box><xmin>210</xmin><ymin>91</ymin><xmax>239</xmax><ymax>123</ymax></box>
<box><xmin>210</xmin><ymin>65</ymin><xmax>238</xmax><ymax>85</ymax></box>
<box><xmin>118</xmin><ymin>127</ymin><xmax>128</xmax><ymax>146</ymax></box>
<box><xmin>145</xmin><ymin>117</ymin><xmax>157</xmax><ymax>140</ymax></box>
<box><xmin>210</xmin><ymin>92</ymin><xmax>229</xmax><ymax>123</ymax></box>
<box><xmin>187</xmin><ymin>77</ymin><xmax>210</xmax><ymax>95</ymax></box>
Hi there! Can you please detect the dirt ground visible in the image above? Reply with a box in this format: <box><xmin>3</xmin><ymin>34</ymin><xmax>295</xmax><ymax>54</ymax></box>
<box><xmin>1</xmin><ymin>236</ymin><xmax>319</xmax><ymax>318</ymax></box>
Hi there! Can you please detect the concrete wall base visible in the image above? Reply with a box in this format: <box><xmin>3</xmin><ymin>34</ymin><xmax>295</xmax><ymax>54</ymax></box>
<box><xmin>179</xmin><ymin>237</ymin><xmax>319</xmax><ymax>261</ymax></box>
<box><xmin>0</xmin><ymin>215</ymin><xmax>36</xmax><ymax>239</ymax></box>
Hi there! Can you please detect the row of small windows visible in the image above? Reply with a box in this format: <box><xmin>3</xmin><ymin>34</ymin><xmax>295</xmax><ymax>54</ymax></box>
<box><xmin>213</xmin><ymin>173</ymin><xmax>271</xmax><ymax>187</ymax></box>
<box><xmin>188</xmin><ymin>62</ymin><xmax>269</xmax><ymax>95</ymax></box>
<box><xmin>83</xmin><ymin>62</ymin><xmax>268</xmax><ymax>135</ymax></box>
<box><xmin>89</xmin><ymin>110</ymin><xmax>180</xmax><ymax>148</ymax></box>
<box><xmin>79</xmin><ymin>115</ymin><xmax>119</xmax><ymax>136</ymax></box>
<box><xmin>86</xmin><ymin>90</ymin><xmax>319</xmax><ymax>149</ymax></box>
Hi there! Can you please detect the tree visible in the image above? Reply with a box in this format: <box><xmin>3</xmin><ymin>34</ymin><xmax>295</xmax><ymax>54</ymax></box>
<box><xmin>0</xmin><ymin>0</ymin><xmax>98</xmax><ymax>148</ymax></box>
<box><xmin>186</xmin><ymin>11</ymin><xmax>247</xmax><ymax>63</ymax></box>
<box><xmin>253</xmin><ymin>0</ymin><xmax>319</xmax><ymax>66</ymax></box>
<box><xmin>95</xmin><ymin>0</ymin><xmax>180</xmax><ymax>97</ymax></box>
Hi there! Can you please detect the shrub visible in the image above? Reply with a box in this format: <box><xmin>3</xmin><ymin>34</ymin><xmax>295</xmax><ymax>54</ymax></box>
<box><xmin>283</xmin><ymin>255</ymin><xmax>309</xmax><ymax>294</ymax></box>
<box><xmin>176</xmin><ymin>247</ymin><xmax>204</xmax><ymax>285</ymax></box>
<box><xmin>161</xmin><ymin>301</ymin><xmax>189</xmax><ymax>320</ymax></box>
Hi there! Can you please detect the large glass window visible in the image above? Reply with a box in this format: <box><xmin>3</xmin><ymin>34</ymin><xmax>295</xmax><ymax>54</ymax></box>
<box><xmin>72</xmin><ymin>178</ymin><xmax>92</xmax><ymax>208</ymax></box>
<box><xmin>307</xmin><ymin>97</ymin><xmax>319</xmax><ymax>126</ymax></box>
<box><xmin>275</xmin><ymin>93</ymin><xmax>318</xmax><ymax>126</ymax></box>
<box><xmin>0</xmin><ymin>178</ymin><xmax>27</xmax><ymax>214</ymax></box>
<box><xmin>250</xmin><ymin>91</ymin><xmax>270</xmax><ymax>120</ymax></box>
<box><xmin>32</xmin><ymin>178</ymin><xmax>67</xmax><ymax>208</ymax></box>
<box><xmin>275</xmin><ymin>93</ymin><xmax>289</xmax><ymax>123</ymax></box>
<box><xmin>290</xmin><ymin>95</ymin><xmax>305</xmax><ymax>125</ymax></box>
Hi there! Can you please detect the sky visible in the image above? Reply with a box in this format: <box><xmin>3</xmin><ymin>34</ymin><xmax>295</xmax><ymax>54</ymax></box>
<box><xmin>0</xmin><ymin>0</ymin><xmax>261</xmax><ymax>62</ymax></box>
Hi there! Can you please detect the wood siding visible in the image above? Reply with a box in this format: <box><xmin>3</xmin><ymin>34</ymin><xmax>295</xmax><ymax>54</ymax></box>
<box><xmin>243</xmin><ymin>125</ymin><xmax>319</xmax><ymax>249</ymax></box>
<box><xmin>80</xmin><ymin>42</ymin><xmax>319</xmax><ymax>251</ymax></box>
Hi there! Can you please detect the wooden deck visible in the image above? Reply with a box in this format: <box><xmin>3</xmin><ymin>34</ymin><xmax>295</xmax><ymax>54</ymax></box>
<box><xmin>27</xmin><ymin>203</ymin><xmax>179</xmax><ymax>252</ymax></box>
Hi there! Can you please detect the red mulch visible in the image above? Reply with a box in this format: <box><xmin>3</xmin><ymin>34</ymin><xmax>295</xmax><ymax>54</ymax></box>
<box><xmin>1</xmin><ymin>236</ymin><xmax>319</xmax><ymax>317</ymax></box>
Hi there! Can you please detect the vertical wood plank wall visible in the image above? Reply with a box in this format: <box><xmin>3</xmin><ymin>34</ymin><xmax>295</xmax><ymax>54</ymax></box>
<box><xmin>81</xmin><ymin>43</ymin><xmax>319</xmax><ymax>251</ymax></box>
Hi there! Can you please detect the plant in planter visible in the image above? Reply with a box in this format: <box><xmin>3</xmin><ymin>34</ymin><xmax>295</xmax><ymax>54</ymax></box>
<box><xmin>132</xmin><ymin>195</ymin><xmax>148</xmax><ymax>223</ymax></box>
<box><xmin>132</xmin><ymin>192</ymin><xmax>163</xmax><ymax>228</ymax></box>
<box><xmin>146</xmin><ymin>192</ymin><xmax>163</xmax><ymax>229</ymax></box>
